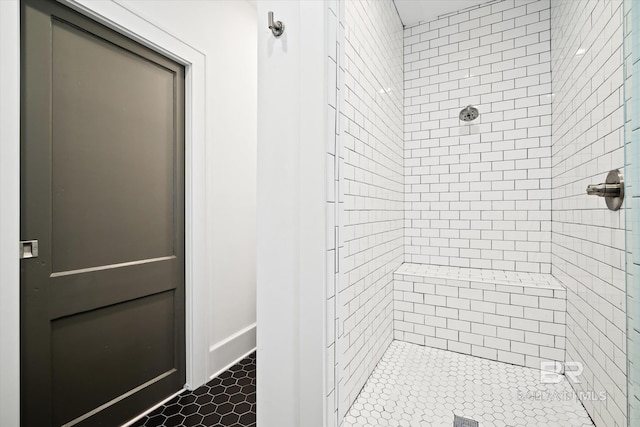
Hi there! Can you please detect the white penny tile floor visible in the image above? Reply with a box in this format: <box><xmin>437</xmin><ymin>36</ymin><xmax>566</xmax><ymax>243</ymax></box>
<box><xmin>342</xmin><ymin>341</ymin><xmax>594</xmax><ymax>427</ymax></box>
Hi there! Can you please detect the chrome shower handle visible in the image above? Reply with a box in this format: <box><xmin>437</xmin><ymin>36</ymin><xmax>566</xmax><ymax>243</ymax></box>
<box><xmin>586</xmin><ymin>169</ymin><xmax>624</xmax><ymax>211</ymax></box>
<box><xmin>268</xmin><ymin>11</ymin><xmax>285</xmax><ymax>37</ymax></box>
<box><xmin>586</xmin><ymin>183</ymin><xmax>622</xmax><ymax>197</ymax></box>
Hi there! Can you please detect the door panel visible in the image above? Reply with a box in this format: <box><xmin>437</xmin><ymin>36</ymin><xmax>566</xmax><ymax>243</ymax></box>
<box><xmin>20</xmin><ymin>0</ymin><xmax>185</xmax><ymax>425</ymax></box>
<box><xmin>51</xmin><ymin>291</ymin><xmax>176</xmax><ymax>426</ymax></box>
<box><xmin>51</xmin><ymin>18</ymin><xmax>175</xmax><ymax>273</ymax></box>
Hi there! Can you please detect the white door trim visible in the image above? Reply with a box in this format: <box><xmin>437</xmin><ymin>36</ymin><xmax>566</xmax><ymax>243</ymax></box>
<box><xmin>0</xmin><ymin>2</ymin><xmax>21</xmax><ymax>426</ymax></box>
<box><xmin>0</xmin><ymin>0</ymin><xmax>210</xmax><ymax>423</ymax></box>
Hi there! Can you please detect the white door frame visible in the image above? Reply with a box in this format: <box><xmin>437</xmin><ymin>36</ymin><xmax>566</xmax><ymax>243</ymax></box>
<box><xmin>0</xmin><ymin>1</ymin><xmax>210</xmax><ymax>424</ymax></box>
<box><xmin>0</xmin><ymin>2</ymin><xmax>21</xmax><ymax>426</ymax></box>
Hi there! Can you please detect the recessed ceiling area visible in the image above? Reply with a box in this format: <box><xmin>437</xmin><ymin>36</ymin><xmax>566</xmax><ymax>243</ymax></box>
<box><xmin>394</xmin><ymin>0</ymin><xmax>493</xmax><ymax>27</ymax></box>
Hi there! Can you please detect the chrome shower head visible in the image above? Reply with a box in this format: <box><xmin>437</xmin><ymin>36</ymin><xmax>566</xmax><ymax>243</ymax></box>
<box><xmin>459</xmin><ymin>105</ymin><xmax>479</xmax><ymax>122</ymax></box>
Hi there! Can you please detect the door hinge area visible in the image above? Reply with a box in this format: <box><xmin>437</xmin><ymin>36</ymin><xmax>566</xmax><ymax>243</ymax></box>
<box><xmin>20</xmin><ymin>240</ymin><xmax>38</xmax><ymax>259</ymax></box>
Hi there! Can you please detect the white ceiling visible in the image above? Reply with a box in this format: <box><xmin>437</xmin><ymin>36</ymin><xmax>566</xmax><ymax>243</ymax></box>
<box><xmin>394</xmin><ymin>0</ymin><xmax>492</xmax><ymax>27</ymax></box>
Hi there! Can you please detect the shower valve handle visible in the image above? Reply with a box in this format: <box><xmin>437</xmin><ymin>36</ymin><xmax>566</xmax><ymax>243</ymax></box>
<box><xmin>585</xmin><ymin>169</ymin><xmax>624</xmax><ymax>211</ymax></box>
<box><xmin>586</xmin><ymin>183</ymin><xmax>621</xmax><ymax>197</ymax></box>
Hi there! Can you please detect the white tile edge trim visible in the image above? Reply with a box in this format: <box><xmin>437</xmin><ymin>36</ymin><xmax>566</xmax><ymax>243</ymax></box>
<box><xmin>395</xmin><ymin>263</ymin><xmax>564</xmax><ymax>290</ymax></box>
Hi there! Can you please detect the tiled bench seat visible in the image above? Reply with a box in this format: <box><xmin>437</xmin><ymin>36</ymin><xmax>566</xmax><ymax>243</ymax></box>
<box><xmin>393</xmin><ymin>263</ymin><xmax>566</xmax><ymax>369</ymax></box>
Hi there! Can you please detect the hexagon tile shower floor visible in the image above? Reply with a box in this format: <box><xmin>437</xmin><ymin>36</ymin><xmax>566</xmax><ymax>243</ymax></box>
<box><xmin>342</xmin><ymin>341</ymin><xmax>594</xmax><ymax>427</ymax></box>
<box><xmin>131</xmin><ymin>352</ymin><xmax>256</xmax><ymax>427</ymax></box>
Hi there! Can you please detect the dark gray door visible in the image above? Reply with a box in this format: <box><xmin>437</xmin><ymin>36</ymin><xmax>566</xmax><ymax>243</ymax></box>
<box><xmin>20</xmin><ymin>0</ymin><xmax>185</xmax><ymax>425</ymax></box>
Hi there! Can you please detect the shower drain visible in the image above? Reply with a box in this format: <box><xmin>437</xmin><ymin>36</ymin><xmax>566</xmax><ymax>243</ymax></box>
<box><xmin>453</xmin><ymin>415</ymin><xmax>479</xmax><ymax>427</ymax></box>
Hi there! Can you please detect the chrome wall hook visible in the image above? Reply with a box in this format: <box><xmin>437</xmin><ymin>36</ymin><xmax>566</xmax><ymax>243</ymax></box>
<box><xmin>586</xmin><ymin>169</ymin><xmax>624</xmax><ymax>211</ymax></box>
<box><xmin>268</xmin><ymin>11</ymin><xmax>285</xmax><ymax>37</ymax></box>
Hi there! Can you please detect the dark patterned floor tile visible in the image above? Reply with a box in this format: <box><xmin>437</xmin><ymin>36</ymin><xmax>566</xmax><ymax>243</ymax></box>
<box><xmin>131</xmin><ymin>353</ymin><xmax>256</xmax><ymax>427</ymax></box>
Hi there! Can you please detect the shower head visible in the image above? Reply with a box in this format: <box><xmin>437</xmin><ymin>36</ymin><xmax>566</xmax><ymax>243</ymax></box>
<box><xmin>459</xmin><ymin>105</ymin><xmax>479</xmax><ymax>122</ymax></box>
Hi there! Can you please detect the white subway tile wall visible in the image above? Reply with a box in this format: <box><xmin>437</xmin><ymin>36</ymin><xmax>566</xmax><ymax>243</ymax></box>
<box><xmin>336</xmin><ymin>0</ymin><xmax>404</xmax><ymax>421</ymax></box>
<box><xmin>403</xmin><ymin>0</ymin><xmax>553</xmax><ymax>274</ymax></box>
<box><xmin>393</xmin><ymin>263</ymin><xmax>566</xmax><ymax>369</ymax></box>
<box><xmin>551</xmin><ymin>0</ymin><xmax>627</xmax><ymax>426</ymax></box>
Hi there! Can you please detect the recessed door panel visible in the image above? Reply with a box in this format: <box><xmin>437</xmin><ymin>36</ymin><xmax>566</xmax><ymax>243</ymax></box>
<box><xmin>52</xmin><ymin>291</ymin><xmax>176</xmax><ymax>426</ymax></box>
<box><xmin>51</xmin><ymin>19</ymin><xmax>175</xmax><ymax>273</ymax></box>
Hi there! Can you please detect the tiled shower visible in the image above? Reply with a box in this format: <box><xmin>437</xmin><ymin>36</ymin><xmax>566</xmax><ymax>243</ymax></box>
<box><xmin>403</xmin><ymin>0</ymin><xmax>553</xmax><ymax>274</ymax></box>
<box><xmin>324</xmin><ymin>0</ymin><xmax>633</xmax><ymax>426</ymax></box>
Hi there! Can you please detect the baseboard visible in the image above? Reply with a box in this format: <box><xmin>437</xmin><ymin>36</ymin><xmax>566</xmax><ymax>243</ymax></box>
<box><xmin>208</xmin><ymin>323</ymin><xmax>256</xmax><ymax>380</ymax></box>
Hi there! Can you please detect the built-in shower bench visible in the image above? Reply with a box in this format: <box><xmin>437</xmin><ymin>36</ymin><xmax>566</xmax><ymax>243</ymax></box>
<box><xmin>393</xmin><ymin>263</ymin><xmax>566</xmax><ymax>369</ymax></box>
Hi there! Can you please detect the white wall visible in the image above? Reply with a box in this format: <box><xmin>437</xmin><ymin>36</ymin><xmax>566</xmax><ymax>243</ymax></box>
<box><xmin>114</xmin><ymin>0</ymin><xmax>258</xmax><ymax>378</ymax></box>
<box><xmin>256</xmin><ymin>1</ymin><xmax>328</xmax><ymax>426</ymax></box>
<box><xmin>551</xmin><ymin>0</ymin><xmax>627</xmax><ymax>426</ymax></box>
<box><xmin>336</xmin><ymin>0</ymin><xmax>404</xmax><ymax>421</ymax></box>
<box><xmin>403</xmin><ymin>0</ymin><xmax>553</xmax><ymax>274</ymax></box>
